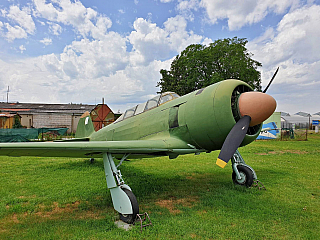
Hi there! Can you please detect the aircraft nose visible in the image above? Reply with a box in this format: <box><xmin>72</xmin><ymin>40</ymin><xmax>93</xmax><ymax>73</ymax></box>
<box><xmin>238</xmin><ymin>92</ymin><xmax>277</xmax><ymax>126</ymax></box>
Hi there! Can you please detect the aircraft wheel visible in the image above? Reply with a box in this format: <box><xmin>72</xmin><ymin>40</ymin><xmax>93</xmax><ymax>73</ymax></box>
<box><xmin>232</xmin><ymin>165</ymin><xmax>253</xmax><ymax>187</ymax></box>
<box><xmin>119</xmin><ymin>188</ymin><xmax>139</xmax><ymax>224</ymax></box>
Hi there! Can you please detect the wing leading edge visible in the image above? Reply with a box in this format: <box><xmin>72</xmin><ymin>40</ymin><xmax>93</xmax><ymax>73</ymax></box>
<box><xmin>0</xmin><ymin>138</ymin><xmax>201</xmax><ymax>158</ymax></box>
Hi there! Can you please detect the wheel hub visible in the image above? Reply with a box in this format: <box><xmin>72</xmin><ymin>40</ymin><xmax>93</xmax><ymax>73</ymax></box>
<box><xmin>237</xmin><ymin>172</ymin><xmax>247</xmax><ymax>184</ymax></box>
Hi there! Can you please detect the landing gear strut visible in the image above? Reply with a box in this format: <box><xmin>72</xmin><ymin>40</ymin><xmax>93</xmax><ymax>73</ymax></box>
<box><xmin>103</xmin><ymin>153</ymin><xmax>139</xmax><ymax>224</ymax></box>
<box><xmin>231</xmin><ymin>150</ymin><xmax>256</xmax><ymax>187</ymax></box>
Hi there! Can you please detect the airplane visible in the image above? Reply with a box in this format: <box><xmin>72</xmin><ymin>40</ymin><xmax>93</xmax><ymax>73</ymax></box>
<box><xmin>257</xmin><ymin>122</ymin><xmax>280</xmax><ymax>140</ymax></box>
<box><xmin>0</xmin><ymin>77</ymin><xmax>277</xmax><ymax>224</ymax></box>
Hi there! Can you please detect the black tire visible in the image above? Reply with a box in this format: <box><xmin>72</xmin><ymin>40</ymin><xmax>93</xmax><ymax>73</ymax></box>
<box><xmin>232</xmin><ymin>165</ymin><xmax>254</xmax><ymax>187</ymax></box>
<box><xmin>119</xmin><ymin>188</ymin><xmax>139</xmax><ymax>224</ymax></box>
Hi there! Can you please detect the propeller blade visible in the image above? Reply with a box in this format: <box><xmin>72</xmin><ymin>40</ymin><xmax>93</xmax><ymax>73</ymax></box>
<box><xmin>263</xmin><ymin>67</ymin><xmax>279</xmax><ymax>93</ymax></box>
<box><xmin>216</xmin><ymin>115</ymin><xmax>251</xmax><ymax>168</ymax></box>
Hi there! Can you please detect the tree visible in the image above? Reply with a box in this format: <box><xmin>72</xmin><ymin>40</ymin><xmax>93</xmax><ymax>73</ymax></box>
<box><xmin>12</xmin><ymin>115</ymin><xmax>23</xmax><ymax>129</ymax></box>
<box><xmin>157</xmin><ymin>37</ymin><xmax>262</xmax><ymax>95</ymax></box>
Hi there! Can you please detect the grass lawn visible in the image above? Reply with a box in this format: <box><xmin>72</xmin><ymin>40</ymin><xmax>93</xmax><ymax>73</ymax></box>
<box><xmin>1</xmin><ymin>133</ymin><xmax>319</xmax><ymax>239</ymax></box>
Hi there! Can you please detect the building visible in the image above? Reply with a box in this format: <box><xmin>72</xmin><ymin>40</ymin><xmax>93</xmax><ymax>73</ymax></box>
<box><xmin>281</xmin><ymin>112</ymin><xmax>320</xmax><ymax>129</ymax></box>
<box><xmin>0</xmin><ymin>102</ymin><xmax>96</xmax><ymax>133</ymax></box>
<box><xmin>90</xmin><ymin>104</ymin><xmax>115</xmax><ymax>131</ymax></box>
<box><xmin>0</xmin><ymin>112</ymin><xmax>21</xmax><ymax>129</ymax></box>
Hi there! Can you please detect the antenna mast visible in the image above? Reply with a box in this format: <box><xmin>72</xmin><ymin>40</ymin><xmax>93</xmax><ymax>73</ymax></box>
<box><xmin>6</xmin><ymin>86</ymin><xmax>9</xmax><ymax>103</ymax></box>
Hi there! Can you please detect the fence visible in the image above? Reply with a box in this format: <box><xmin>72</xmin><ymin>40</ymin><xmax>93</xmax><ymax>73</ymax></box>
<box><xmin>281</xmin><ymin>121</ymin><xmax>308</xmax><ymax>141</ymax></box>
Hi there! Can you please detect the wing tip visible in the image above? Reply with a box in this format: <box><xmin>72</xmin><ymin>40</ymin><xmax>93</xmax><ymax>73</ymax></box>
<box><xmin>216</xmin><ymin>158</ymin><xmax>227</xmax><ymax>168</ymax></box>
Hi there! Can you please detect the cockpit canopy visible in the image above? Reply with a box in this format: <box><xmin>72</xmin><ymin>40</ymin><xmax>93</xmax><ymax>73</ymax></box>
<box><xmin>115</xmin><ymin>92</ymin><xmax>180</xmax><ymax>123</ymax></box>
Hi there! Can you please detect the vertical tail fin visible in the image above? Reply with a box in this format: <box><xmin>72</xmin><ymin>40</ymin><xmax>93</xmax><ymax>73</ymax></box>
<box><xmin>75</xmin><ymin>112</ymin><xmax>95</xmax><ymax>138</ymax></box>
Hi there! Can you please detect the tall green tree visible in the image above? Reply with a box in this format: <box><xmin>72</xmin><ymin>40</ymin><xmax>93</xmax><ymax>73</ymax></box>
<box><xmin>157</xmin><ymin>37</ymin><xmax>262</xmax><ymax>95</ymax></box>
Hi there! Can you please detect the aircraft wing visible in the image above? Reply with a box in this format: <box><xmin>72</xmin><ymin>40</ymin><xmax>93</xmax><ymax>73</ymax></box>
<box><xmin>0</xmin><ymin>138</ymin><xmax>201</xmax><ymax>158</ymax></box>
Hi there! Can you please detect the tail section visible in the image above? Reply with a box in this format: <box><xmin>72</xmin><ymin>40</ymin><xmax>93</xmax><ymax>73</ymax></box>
<box><xmin>75</xmin><ymin>112</ymin><xmax>95</xmax><ymax>139</ymax></box>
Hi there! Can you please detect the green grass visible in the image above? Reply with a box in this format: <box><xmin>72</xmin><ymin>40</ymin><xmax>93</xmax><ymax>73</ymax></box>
<box><xmin>1</xmin><ymin>133</ymin><xmax>320</xmax><ymax>239</ymax></box>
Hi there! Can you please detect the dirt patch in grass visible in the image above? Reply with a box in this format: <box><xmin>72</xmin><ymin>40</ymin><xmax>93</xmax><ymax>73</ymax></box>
<box><xmin>18</xmin><ymin>195</ymin><xmax>36</xmax><ymax>199</ymax></box>
<box><xmin>2</xmin><ymin>214</ymin><xmax>21</xmax><ymax>225</ymax></box>
<box><xmin>33</xmin><ymin>201</ymin><xmax>105</xmax><ymax>220</ymax></box>
<box><xmin>156</xmin><ymin>196</ymin><xmax>199</xmax><ymax>214</ymax></box>
<box><xmin>185</xmin><ymin>173</ymin><xmax>210</xmax><ymax>180</ymax></box>
<box><xmin>255</xmin><ymin>150</ymin><xmax>308</xmax><ymax>155</ymax></box>
<box><xmin>35</xmin><ymin>201</ymin><xmax>80</xmax><ymax>217</ymax></box>
<box><xmin>12</xmin><ymin>214</ymin><xmax>20</xmax><ymax>223</ymax></box>
<box><xmin>2</xmin><ymin>201</ymin><xmax>105</xmax><ymax>226</ymax></box>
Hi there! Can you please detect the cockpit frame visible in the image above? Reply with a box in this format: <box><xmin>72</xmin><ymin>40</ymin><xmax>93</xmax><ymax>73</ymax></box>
<box><xmin>115</xmin><ymin>92</ymin><xmax>180</xmax><ymax>123</ymax></box>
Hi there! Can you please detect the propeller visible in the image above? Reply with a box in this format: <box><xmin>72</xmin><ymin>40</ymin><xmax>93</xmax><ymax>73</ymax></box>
<box><xmin>263</xmin><ymin>67</ymin><xmax>279</xmax><ymax>93</ymax></box>
<box><xmin>216</xmin><ymin>78</ymin><xmax>277</xmax><ymax>168</ymax></box>
<box><xmin>216</xmin><ymin>115</ymin><xmax>251</xmax><ymax>168</ymax></box>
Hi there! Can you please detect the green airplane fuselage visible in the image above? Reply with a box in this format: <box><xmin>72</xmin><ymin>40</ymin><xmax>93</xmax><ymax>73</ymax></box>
<box><xmin>90</xmin><ymin>79</ymin><xmax>261</xmax><ymax>152</ymax></box>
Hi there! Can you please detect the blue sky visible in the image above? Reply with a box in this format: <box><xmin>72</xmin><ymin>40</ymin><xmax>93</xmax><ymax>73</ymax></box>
<box><xmin>0</xmin><ymin>0</ymin><xmax>319</xmax><ymax>115</ymax></box>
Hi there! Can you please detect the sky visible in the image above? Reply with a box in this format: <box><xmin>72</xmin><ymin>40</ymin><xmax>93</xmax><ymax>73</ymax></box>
<box><xmin>0</xmin><ymin>0</ymin><xmax>319</xmax><ymax>115</ymax></box>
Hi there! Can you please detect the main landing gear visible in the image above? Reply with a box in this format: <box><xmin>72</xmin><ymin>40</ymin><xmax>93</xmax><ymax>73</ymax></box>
<box><xmin>103</xmin><ymin>153</ymin><xmax>139</xmax><ymax>224</ymax></box>
<box><xmin>231</xmin><ymin>150</ymin><xmax>257</xmax><ymax>187</ymax></box>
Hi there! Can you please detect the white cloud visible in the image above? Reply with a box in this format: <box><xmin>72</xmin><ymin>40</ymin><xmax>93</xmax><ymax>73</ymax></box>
<box><xmin>4</xmin><ymin>23</ymin><xmax>27</xmax><ymax>41</ymax></box>
<box><xmin>164</xmin><ymin>15</ymin><xmax>203</xmax><ymax>52</ymax></box>
<box><xmin>40</xmin><ymin>38</ymin><xmax>52</xmax><ymax>46</ymax></box>
<box><xmin>47</xmin><ymin>22</ymin><xmax>63</xmax><ymax>35</ymax></box>
<box><xmin>177</xmin><ymin>0</ymin><xmax>303</xmax><ymax>30</ymax></box>
<box><xmin>129</xmin><ymin>18</ymin><xmax>169</xmax><ymax>64</ymax></box>
<box><xmin>177</xmin><ymin>0</ymin><xmax>200</xmax><ymax>12</ymax></box>
<box><xmin>247</xmin><ymin>4</ymin><xmax>320</xmax><ymax>113</ymax></box>
<box><xmin>128</xmin><ymin>16</ymin><xmax>203</xmax><ymax>65</ymax></box>
<box><xmin>160</xmin><ymin>0</ymin><xmax>175</xmax><ymax>3</ymax></box>
<box><xmin>118</xmin><ymin>9</ymin><xmax>125</xmax><ymax>14</ymax></box>
<box><xmin>202</xmin><ymin>37</ymin><xmax>213</xmax><ymax>46</ymax></box>
<box><xmin>33</xmin><ymin>0</ymin><xmax>112</xmax><ymax>40</ymax></box>
<box><xmin>0</xmin><ymin>5</ymin><xmax>35</xmax><ymax>41</ymax></box>
<box><xmin>248</xmin><ymin>5</ymin><xmax>320</xmax><ymax>70</ymax></box>
<box><xmin>3</xmin><ymin>5</ymin><xmax>35</xmax><ymax>34</ymax></box>
<box><xmin>19</xmin><ymin>45</ymin><xmax>26</xmax><ymax>53</ymax></box>
<box><xmin>56</xmin><ymin>32</ymin><xmax>129</xmax><ymax>79</ymax></box>
<box><xmin>176</xmin><ymin>0</ymin><xmax>200</xmax><ymax>21</ymax></box>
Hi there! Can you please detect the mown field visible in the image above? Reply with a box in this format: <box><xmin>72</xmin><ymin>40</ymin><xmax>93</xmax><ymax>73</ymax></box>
<box><xmin>1</xmin><ymin>134</ymin><xmax>319</xmax><ymax>239</ymax></box>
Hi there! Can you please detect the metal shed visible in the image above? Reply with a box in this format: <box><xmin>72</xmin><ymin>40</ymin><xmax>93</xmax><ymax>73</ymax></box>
<box><xmin>90</xmin><ymin>104</ymin><xmax>115</xmax><ymax>131</ymax></box>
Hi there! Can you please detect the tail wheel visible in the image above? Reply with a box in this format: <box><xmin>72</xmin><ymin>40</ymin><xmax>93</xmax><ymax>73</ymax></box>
<box><xmin>232</xmin><ymin>165</ymin><xmax>254</xmax><ymax>187</ymax></box>
<box><xmin>119</xmin><ymin>188</ymin><xmax>139</xmax><ymax>224</ymax></box>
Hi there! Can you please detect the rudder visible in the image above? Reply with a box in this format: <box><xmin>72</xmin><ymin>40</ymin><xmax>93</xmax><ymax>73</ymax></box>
<box><xmin>75</xmin><ymin>111</ymin><xmax>95</xmax><ymax>138</ymax></box>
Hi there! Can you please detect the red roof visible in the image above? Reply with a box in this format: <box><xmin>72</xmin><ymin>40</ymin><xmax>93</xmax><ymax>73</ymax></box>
<box><xmin>0</xmin><ymin>112</ymin><xmax>19</xmax><ymax>117</ymax></box>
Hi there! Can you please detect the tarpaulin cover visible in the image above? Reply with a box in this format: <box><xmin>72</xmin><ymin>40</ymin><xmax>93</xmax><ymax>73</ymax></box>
<box><xmin>0</xmin><ymin>128</ymin><xmax>68</xmax><ymax>142</ymax></box>
<box><xmin>0</xmin><ymin>135</ymin><xmax>30</xmax><ymax>142</ymax></box>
